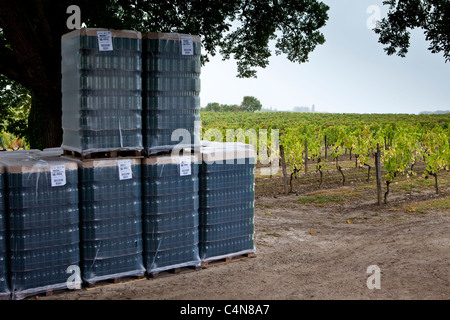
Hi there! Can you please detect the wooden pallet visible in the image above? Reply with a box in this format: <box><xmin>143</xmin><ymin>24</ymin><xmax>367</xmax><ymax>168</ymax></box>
<box><xmin>147</xmin><ymin>265</ymin><xmax>201</xmax><ymax>279</ymax></box>
<box><xmin>84</xmin><ymin>275</ymin><xmax>146</xmax><ymax>290</ymax></box>
<box><xmin>62</xmin><ymin>149</ymin><xmax>142</xmax><ymax>160</ymax></box>
<box><xmin>22</xmin><ymin>286</ymin><xmax>81</xmax><ymax>300</ymax></box>
<box><xmin>201</xmin><ymin>252</ymin><xmax>256</xmax><ymax>269</ymax></box>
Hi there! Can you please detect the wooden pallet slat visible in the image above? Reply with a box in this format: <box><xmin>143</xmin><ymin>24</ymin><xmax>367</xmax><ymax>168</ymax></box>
<box><xmin>201</xmin><ymin>252</ymin><xmax>256</xmax><ymax>269</ymax></box>
<box><xmin>62</xmin><ymin>149</ymin><xmax>142</xmax><ymax>160</ymax></box>
<box><xmin>84</xmin><ymin>275</ymin><xmax>146</xmax><ymax>290</ymax></box>
<box><xmin>147</xmin><ymin>265</ymin><xmax>201</xmax><ymax>279</ymax></box>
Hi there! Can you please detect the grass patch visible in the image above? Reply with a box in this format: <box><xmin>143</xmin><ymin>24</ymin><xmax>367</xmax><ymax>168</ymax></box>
<box><xmin>298</xmin><ymin>194</ymin><xmax>344</xmax><ymax>205</ymax></box>
<box><xmin>405</xmin><ymin>197</ymin><xmax>450</xmax><ymax>214</ymax></box>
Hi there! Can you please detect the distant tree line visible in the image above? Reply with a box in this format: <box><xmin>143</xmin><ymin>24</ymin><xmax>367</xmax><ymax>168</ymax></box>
<box><xmin>419</xmin><ymin>110</ymin><xmax>450</xmax><ymax>115</ymax></box>
<box><xmin>204</xmin><ymin>96</ymin><xmax>262</xmax><ymax>112</ymax></box>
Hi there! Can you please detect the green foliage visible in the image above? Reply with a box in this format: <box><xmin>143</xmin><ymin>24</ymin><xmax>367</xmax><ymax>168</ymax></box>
<box><xmin>201</xmin><ymin>110</ymin><xmax>450</xmax><ymax>194</ymax></box>
<box><xmin>204</xmin><ymin>102</ymin><xmax>242</xmax><ymax>112</ymax></box>
<box><xmin>375</xmin><ymin>0</ymin><xmax>450</xmax><ymax>62</ymax></box>
<box><xmin>204</xmin><ymin>96</ymin><xmax>262</xmax><ymax>112</ymax></box>
<box><xmin>0</xmin><ymin>74</ymin><xmax>30</xmax><ymax>140</ymax></box>
<box><xmin>382</xmin><ymin>126</ymin><xmax>418</xmax><ymax>182</ymax></box>
<box><xmin>421</xmin><ymin>125</ymin><xmax>450</xmax><ymax>176</ymax></box>
<box><xmin>241</xmin><ymin>96</ymin><xmax>262</xmax><ymax>113</ymax></box>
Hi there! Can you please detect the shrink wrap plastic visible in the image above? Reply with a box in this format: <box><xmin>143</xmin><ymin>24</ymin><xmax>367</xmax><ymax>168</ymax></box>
<box><xmin>61</xmin><ymin>28</ymin><xmax>143</xmax><ymax>156</ymax></box>
<box><xmin>143</xmin><ymin>33</ymin><xmax>201</xmax><ymax>155</ymax></box>
<box><xmin>199</xmin><ymin>142</ymin><xmax>256</xmax><ymax>262</ymax></box>
<box><xmin>0</xmin><ymin>154</ymin><xmax>80</xmax><ymax>300</ymax></box>
<box><xmin>66</xmin><ymin>157</ymin><xmax>145</xmax><ymax>284</ymax></box>
<box><xmin>142</xmin><ymin>154</ymin><xmax>200</xmax><ymax>273</ymax></box>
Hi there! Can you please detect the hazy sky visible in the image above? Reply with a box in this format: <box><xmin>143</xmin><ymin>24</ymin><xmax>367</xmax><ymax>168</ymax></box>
<box><xmin>199</xmin><ymin>0</ymin><xmax>450</xmax><ymax>114</ymax></box>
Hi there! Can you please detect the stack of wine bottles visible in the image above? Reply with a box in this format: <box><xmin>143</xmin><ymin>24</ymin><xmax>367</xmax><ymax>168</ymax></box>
<box><xmin>0</xmin><ymin>156</ymin><xmax>80</xmax><ymax>300</ymax></box>
<box><xmin>61</xmin><ymin>28</ymin><xmax>143</xmax><ymax>156</ymax></box>
<box><xmin>0</xmin><ymin>163</ymin><xmax>9</xmax><ymax>298</ymax></box>
<box><xmin>198</xmin><ymin>143</ymin><xmax>256</xmax><ymax>262</ymax></box>
<box><xmin>76</xmin><ymin>158</ymin><xmax>145</xmax><ymax>284</ymax></box>
<box><xmin>142</xmin><ymin>33</ymin><xmax>201</xmax><ymax>155</ymax></box>
<box><xmin>142</xmin><ymin>154</ymin><xmax>200</xmax><ymax>273</ymax></box>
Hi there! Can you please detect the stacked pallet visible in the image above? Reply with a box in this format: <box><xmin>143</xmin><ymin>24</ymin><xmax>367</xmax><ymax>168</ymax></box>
<box><xmin>142</xmin><ymin>154</ymin><xmax>200</xmax><ymax>274</ymax></box>
<box><xmin>60</xmin><ymin>28</ymin><xmax>147</xmax><ymax>286</ymax></box>
<box><xmin>61</xmin><ymin>28</ymin><xmax>143</xmax><ymax>157</ymax></box>
<box><xmin>199</xmin><ymin>143</ymin><xmax>256</xmax><ymax>263</ymax></box>
<box><xmin>0</xmin><ymin>164</ymin><xmax>9</xmax><ymax>298</ymax></box>
<box><xmin>71</xmin><ymin>157</ymin><xmax>145</xmax><ymax>285</ymax></box>
<box><xmin>142</xmin><ymin>33</ymin><xmax>201</xmax><ymax>155</ymax></box>
<box><xmin>0</xmin><ymin>156</ymin><xmax>80</xmax><ymax>300</ymax></box>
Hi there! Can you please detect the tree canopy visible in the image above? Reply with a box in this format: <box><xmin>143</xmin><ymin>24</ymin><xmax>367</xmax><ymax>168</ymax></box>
<box><xmin>374</xmin><ymin>0</ymin><xmax>450</xmax><ymax>62</ymax></box>
<box><xmin>241</xmin><ymin>96</ymin><xmax>262</xmax><ymax>112</ymax></box>
<box><xmin>0</xmin><ymin>0</ymin><xmax>329</xmax><ymax>148</ymax></box>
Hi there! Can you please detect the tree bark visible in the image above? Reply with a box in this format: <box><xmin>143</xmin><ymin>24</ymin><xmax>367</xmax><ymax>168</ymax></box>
<box><xmin>384</xmin><ymin>180</ymin><xmax>390</xmax><ymax>204</ymax></box>
<box><xmin>304</xmin><ymin>140</ymin><xmax>308</xmax><ymax>175</ymax></box>
<box><xmin>28</xmin><ymin>92</ymin><xmax>63</xmax><ymax>149</ymax></box>
<box><xmin>280</xmin><ymin>145</ymin><xmax>289</xmax><ymax>194</ymax></box>
<box><xmin>0</xmin><ymin>0</ymin><xmax>65</xmax><ymax>148</ymax></box>
<box><xmin>364</xmin><ymin>163</ymin><xmax>371</xmax><ymax>182</ymax></box>
<box><xmin>375</xmin><ymin>144</ymin><xmax>382</xmax><ymax>205</ymax></box>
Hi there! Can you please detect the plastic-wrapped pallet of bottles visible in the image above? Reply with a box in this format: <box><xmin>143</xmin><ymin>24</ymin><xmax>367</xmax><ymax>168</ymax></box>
<box><xmin>142</xmin><ymin>154</ymin><xmax>200</xmax><ymax>273</ymax></box>
<box><xmin>0</xmin><ymin>155</ymin><xmax>80</xmax><ymax>300</ymax></box>
<box><xmin>68</xmin><ymin>157</ymin><xmax>145</xmax><ymax>284</ymax></box>
<box><xmin>199</xmin><ymin>142</ymin><xmax>256</xmax><ymax>262</ymax></box>
<box><xmin>61</xmin><ymin>28</ymin><xmax>143</xmax><ymax>156</ymax></box>
<box><xmin>142</xmin><ymin>33</ymin><xmax>201</xmax><ymax>155</ymax></box>
<box><xmin>0</xmin><ymin>163</ymin><xmax>10</xmax><ymax>299</ymax></box>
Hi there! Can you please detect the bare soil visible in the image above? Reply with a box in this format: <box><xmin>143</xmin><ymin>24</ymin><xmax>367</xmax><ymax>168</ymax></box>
<box><xmin>33</xmin><ymin>157</ymin><xmax>450</xmax><ymax>300</ymax></box>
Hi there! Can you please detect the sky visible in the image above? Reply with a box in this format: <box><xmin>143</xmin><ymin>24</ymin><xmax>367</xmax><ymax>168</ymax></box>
<box><xmin>199</xmin><ymin>0</ymin><xmax>450</xmax><ymax>114</ymax></box>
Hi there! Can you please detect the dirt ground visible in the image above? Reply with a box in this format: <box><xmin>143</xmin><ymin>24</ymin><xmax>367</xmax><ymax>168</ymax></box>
<box><xmin>33</xmin><ymin>158</ymin><xmax>450</xmax><ymax>301</ymax></box>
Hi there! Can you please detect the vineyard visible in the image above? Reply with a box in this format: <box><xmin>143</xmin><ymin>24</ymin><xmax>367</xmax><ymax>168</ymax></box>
<box><xmin>200</xmin><ymin>111</ymin><xmax>450</xmax><ymax>205</ymax></box>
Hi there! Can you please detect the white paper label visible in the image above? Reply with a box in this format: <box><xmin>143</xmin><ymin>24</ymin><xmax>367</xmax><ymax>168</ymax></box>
<box><xmin>179</xmin><ymin>156</ymin><xmax>192</xmax><ymax>176</ymax></box>
<box><xmin>118</xmin><ymin>159</ymin><xmax>132</xmax><ymax>180</ymax></box>
<box><xmin>181</xmin><ymin>36</ymin><xmax>194</xmax><ymax>55</ymax></box>
<box><xmin>51</xmin><ymin>165</ymin><xmax>66</xmax><ymax>187</ymax></box>
<box><xmin>97</xmin><ymin>31</ymin><xmax>113</xmax><ymax>51</ymax></box>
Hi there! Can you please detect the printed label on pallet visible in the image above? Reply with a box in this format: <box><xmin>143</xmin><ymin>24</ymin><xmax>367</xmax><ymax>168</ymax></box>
<box><xmin>51</xmin><ymin>165</ymin><xmax>66</xmax><ymax>187</ymax></box>
<box><xmin>180</xmin><ymin>156</ymin><xmax>192</xmax><ymax>176</ymax></box>
<box><xmin>118</xmin><ymin>159</ymin><xmax>132</xmax><ymax>180</ymax></box>
<box><xmin>181</xmin><ymin>36</ymin><xmax>193</xmax><ymax>55</ymax></box>
<box><xmin>97</xmin><ymin>31</ymin><xmax>113</xmax><ymax>51</ymax></box>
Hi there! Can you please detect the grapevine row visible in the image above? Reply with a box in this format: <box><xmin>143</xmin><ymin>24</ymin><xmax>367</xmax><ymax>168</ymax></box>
<box><xmin>200</xmin><ymin>111</ymin><xmax>450</xmax><ymax>204</ymax></box>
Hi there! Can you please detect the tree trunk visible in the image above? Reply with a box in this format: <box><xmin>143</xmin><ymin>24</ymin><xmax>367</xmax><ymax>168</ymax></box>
<box><xmin>0</xmin><ymin>1</ymin><xmax>65</xmax><ymax>149</ymax></box>
<box><xmin>384</xmin><ymin>180</ymin><xmax>390</xmax><ymax>204</ymax></box>
<box><xmin>336</xmin><ymin>155</ymin><xmax>345</xmax><ymax>186</ymax></box>
<box><xmin>375</xmin><ymin>144</ymin><xmax>382</xmax><ymax>205</ymax></box>
<box><xmin>28</xmin><ymin>90</ymin><xmax>63</xmax><ymax>149</ymax></box>
<box><xmin>427</xmin><ymin>171</ymin><xmax>439</xmax><ymax>195</ymax></box>
<box><xmin>338</xmin><ymin>166</ymin><xmax>345</xmax><ymax>186</ymax></box>
<box><xmin>304</xmin><ymin>140</ymin><xmax>308</xmax><ymax>175</ymax></box>
<box><xmin>280</xmin><ymin>145</ymin><xmax>289</xmax><ymax>194</ymax></box>
<box><xmin>317</xmin><ymin>157</ymin><xmax>323</xmax><ymax>188</ymax></box>
<box><xmin>364</xmin><ymin>163</ymin><xmax>371</xmax><ymax>182</ymax></box>
<box><xmin>434</xmin><ymin>173</ymin><xmax>438</xmax><ymax>194</ymax></box>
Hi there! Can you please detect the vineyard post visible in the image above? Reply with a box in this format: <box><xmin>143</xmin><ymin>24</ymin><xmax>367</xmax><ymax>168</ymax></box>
<box><xmin>324</xmin><ymin>135</ymin><xmax>327</xmax><ymax>160</ymax></box>
<box><xmin>375</xmin><ymin>143</ymin><xmax>382</xmax><ymax>205</ymax></box>
<box><xmin>280</xmin><ymin>145</ymin><xmax>289</xmax><ymax>194</ymax></box>
<box><xmin>304</xmin><ymin>140</ymin><xmax>308</xmax><ymax>174</ymax></box>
